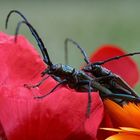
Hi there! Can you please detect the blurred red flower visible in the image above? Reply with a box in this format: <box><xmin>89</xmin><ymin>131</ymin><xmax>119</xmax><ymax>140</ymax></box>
<box><xmin>0</xmin><ymin>32</ymin><xmax>104</xmax><ymax>140</ymax></box>
<box><xmin>89</xmin><ymin>44</ymin><xmax>139</xmax><ymax>87</ymax></box>
<box><xmin>89</xmin><ymin>44</ymin><xmax>140</xmax><ymax>140</ymax></box>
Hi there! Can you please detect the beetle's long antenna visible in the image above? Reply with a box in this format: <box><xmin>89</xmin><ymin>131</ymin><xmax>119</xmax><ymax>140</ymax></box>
<box><xmin>6</xmin><ymin>10</ymin><xmax>40</xmax><ymax>47</ymax></box>
<box><xmin>15</xmin><ymin>20</ymin><xmax>53</xmax><ymax>66</ymax></box>
<box><xmin>5</xmin><ymin>10</ymin><xmax>28</xmax><ymax>29</ymax></box>
<box><xmin>64</xmin><ymin>38</ymin><xmax>90</xmax><ymax>65</ymax></box>
<box><xmin>5</xmin><ymin>10</ymin><xmax>52</xmax><ymax>66</ymax></box>
<box><xmin>93</xmin><ymin>52</ymin><xmax>140</xmax><ymax>65</ymax></box>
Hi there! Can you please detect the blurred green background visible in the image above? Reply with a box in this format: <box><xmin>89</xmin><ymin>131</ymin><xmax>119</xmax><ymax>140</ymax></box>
<box><xmin>0</xmin><ymin>0</ymin><xmax>140</xmax><ymax>90</ymax></box>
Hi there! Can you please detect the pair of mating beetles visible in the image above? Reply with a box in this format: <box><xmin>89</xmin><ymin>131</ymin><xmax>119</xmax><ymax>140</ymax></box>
<box><xmin>6</xmin><ymin>10</ymin><xmax>140</xmax><ymax>117</ymax></box>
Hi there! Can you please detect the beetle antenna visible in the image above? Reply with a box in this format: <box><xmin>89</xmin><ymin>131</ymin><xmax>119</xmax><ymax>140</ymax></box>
<box><xmin>15</xmin><ymin>20</ymin><xmax>53</xmax><ymax>66</ymax></box>
<box><xmin>64</xmin><ymin>38</ymin><xmax>90</xmax><ymax>65</ymax></box>
<box><xmin>93</xmin><ymin>52</ymin><xmax>140</xmax><ymax>65</ymax></box>
<box><xmin>6</xmin><ymin>10</ymin><xmax>43</xmax><ymax>60</ymax></box>
<box><xmin>5</xmin><ymin>10</ymin><xmax>29</xmax><ymax>29</ymax></box>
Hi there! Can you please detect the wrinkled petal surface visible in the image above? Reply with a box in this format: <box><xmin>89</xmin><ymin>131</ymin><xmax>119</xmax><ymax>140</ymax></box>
<box><xmin>0</xmin><ymin>86</ymin><xmax>103</xmax><ymax>140</ymax></box>
<box><xmin>89</xmin><ymin>44</ymin><xmax>139</xmax><ymax>87</ymax></box>
<box><xmin>0</xmin><ymin>32</ymin><xmax>104</xmax><ymax>140</ymax></box>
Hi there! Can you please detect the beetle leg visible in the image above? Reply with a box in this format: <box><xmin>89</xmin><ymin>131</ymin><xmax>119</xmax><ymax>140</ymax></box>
<box><xmin>34</xmin><ymin>79</ymin><xmax>67</xmax><ymax>99</ymax></box>
<box><xmin>87</xmin><ymin>80</ymin><xmax>92</xmax><ymax>117</ymax></box>
<box><xmin>95</xmin><ymin>75</ymin><xmax>138</xmax><ymax>97</ymax></box>
<box><xmin>113</xmin><ymin>75</ymin><xmax>138</xmax><ymax>97</ymax></box>
<box><xmin>51</xmin><ymin>75</ymin><xmax>63</xmax><ymax>82</ymax></box>
<box><xmin>77</xmin><ymin>80</ymin><xmax>92</xmax><ymax>117</ymax></box>
<box><xmin>110</xmin><ymin>80</ymin><xmax>131</xmax><ymax>95</ymax></box>
<box><xmin>24</xmin><ymin>76</ymin><xmax>49</xmax><ymax>89</ymax></box>
<box><xmin>103</xmin><ymin>93</ymin><xmax>140</xmax><ymax>103</ymax></box>
<box><xmin>94</xmin><ymin>75</ymin><xmax>113</xmax><ymax>81</ymax></box>
<box><xmin>71</xmin><ymin>68</ymin><xmax>78</xmax><ymax>83</ymax></box>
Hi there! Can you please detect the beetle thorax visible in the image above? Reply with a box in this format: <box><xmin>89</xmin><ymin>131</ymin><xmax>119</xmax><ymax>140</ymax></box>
<box><xmin>91</xmin><ymin>65</ymin><xmax>111</xmax><ymax>77</ymax></box>
<box><xmin>49</xmin><ymin>64</ymin><xmax>74</xmax><ymax>77</ymax></box>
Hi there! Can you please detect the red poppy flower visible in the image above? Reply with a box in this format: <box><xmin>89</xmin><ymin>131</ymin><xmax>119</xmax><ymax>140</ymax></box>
<box><xmin>0</xmin><ymin>32</ymin><xmax>104</xmax><ymax>140</ymax></box>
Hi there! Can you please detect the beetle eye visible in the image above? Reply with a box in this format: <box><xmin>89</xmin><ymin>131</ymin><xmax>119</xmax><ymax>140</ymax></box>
<box><xmin>51</xmin><ymin>65</ymin><xmax>57</xmax><ymax>71</ymax></box>
<box><xmin>83</xmin><ymin>65</ymin><xmax>92</xmax><ymax>72</ymax></box>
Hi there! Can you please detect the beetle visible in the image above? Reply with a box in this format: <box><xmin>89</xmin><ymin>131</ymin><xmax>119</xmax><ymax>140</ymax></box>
<box><xmin>15</xmin><ymin>21</ymin><xmax>140</xmax><ymax>105</ymax></box>
<box><xmin>5</xmin><ymin>10</ymin><xmax>121</xmax><ymax>116</ymax></box>
<box><xmin>6</xmin><ymin>10</ymin><xmax>140</xmax><ymax>117</ymax></box>
<box><xmin>64</xmin><ymin>38</ymin><xmax>140</xmax><ymax>101</ymax></box>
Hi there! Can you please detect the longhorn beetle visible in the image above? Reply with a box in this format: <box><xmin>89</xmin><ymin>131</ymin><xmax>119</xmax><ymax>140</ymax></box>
<box><xmin>15</xmin><ymin>21</ymin><xmax>140</xmax><ymax>103</ymax></box>
<box><xmin>5</xmin><ymin>10</ymin><xmax>117</xmax><ymax>116</ymax></box>
<box><xmin>6</xmin><ymin>11</ymin><xmax>140</xmax><ymax>117</ymax></box>
<box><xmin>64</xmin><ymin>38</ymin><xmax>140</xmax><ymax>102</ymax></box>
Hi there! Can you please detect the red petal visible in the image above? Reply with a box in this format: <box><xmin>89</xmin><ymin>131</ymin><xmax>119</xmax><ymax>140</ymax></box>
<box><xmin>89</xmin><ymin>45</ymin><xmax>139</xmax><ymax>87</ymax></box>
<box><xmin>0</xmin><ymin>32</ymin><xmax>9</xmax><ymax>43</ymax></box>
<box><xmin>0</xmin><ymin>122</ymin><xmax>6</xmax><ymax>140</ymax></box>
<box><xmin>0</xmin><ymin>32</ymin><xmax>46</xmax><ymax>87</ymax></box>
<box><xmin>0</xmin><ymin>32</ymin><xmax>104</xmax><ymax>140</ymax></box>
<box><xmin>97</xmin><ymin>110</ymin><xmax>114</xmax><ymax>140</ymax></box>
<box><xmin>0</xmin><ymin>32</ymin><xmax>58</xmax><ymax>95</ymax></box>
<box><xmin>0</xmin><ymin>86</ymin><xmax>103</xmax><ymax>140</ymax></box>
